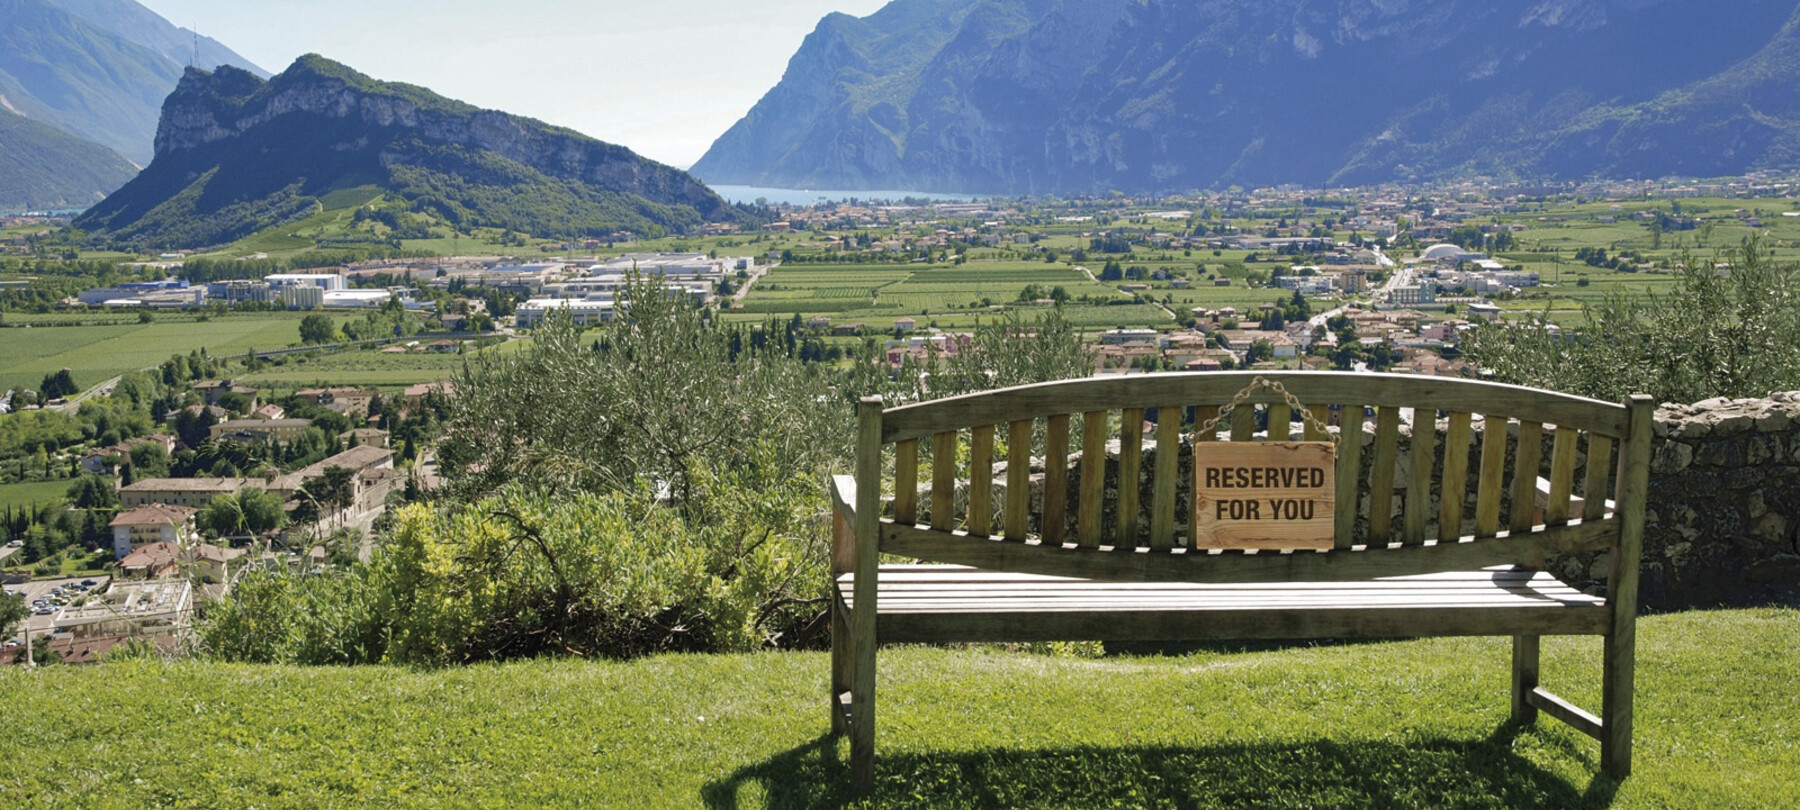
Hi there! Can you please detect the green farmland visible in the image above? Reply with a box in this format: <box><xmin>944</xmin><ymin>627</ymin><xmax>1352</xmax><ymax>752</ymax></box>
<box><xmin>0</xmin><ymin>479</ymin><xmax>70</xmax><ymax>511</ymax></box>
<box><xmin>0</xmin><ymin>313</ymin><xmax>352</xmax><ymax>396</ymax></box>
<box><xmin>235</xmin><ymin>340</ymin><xmax>522</xmax><ymax>394</ymax></box>
<box><xmin>730</xmin><ymin>262</ymin><xmax>1175</xmax><ymax>330</ymax></box>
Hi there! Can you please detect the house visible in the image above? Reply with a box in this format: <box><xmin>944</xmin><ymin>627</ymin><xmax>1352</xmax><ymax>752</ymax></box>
<box><xmin>190</xmin><ymin>543</ymin><xmax>245</xmax><ymax>584</ymax></box>
<box><xmin>118</xmin><ymin>541</ymin><xmax>182</xmax><ymax>578</ymax></box>
<box><xmin>403</xmin><ymin>381</ymin><xmax>454</xmax><ymax>409</ymax></box>
<box><xmin>209</xmin><ymin>418</ymin><xmax>311</xmax><ymax>444</ymax></box>
<box><xmin>109</xmin><ymin>504</ymin><xmax>198</xmax><ymax>559</ymax></box>
<box><xmin>893</xmin><ymin>318</ymin><xmax>917</xmax><ymax>333</ymax></box>
<box><xmin>121</xmin><ymin>478</ymin><xmax>251</xmax><ymax>509</ymax></box>
<box><xmin>79</xmin><ymin>434</ymin><xmax>178</xmax><ymax>475</ymax></box>
<box><xmin>341</xmin><ymin>428</ymin><xmax>389</xmax><ymax>449</ymax></box>
<box><xmin>252</xmin><ymin>403</ymin><xmax>286</xmax><ymax>421</ymax></box>
<box><xmin>190</xmin><ymin>380</ymin><xmax>257</xmax><ymax>408</ymax></box>
<box><xmin>293</xmin><ymin>387</ymin><xmax>378</xmax><ymax>417</ymax></box>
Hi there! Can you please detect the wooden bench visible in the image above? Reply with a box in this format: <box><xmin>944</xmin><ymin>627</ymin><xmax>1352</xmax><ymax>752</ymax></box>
<box><xmin>828</xmin><ymin>371</ymin><xmax>1651</xmax><ymax>791</ymax></box>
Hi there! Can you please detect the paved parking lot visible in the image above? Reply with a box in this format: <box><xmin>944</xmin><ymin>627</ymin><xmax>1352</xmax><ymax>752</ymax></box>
<box><xmin>4</xmin><ymin>575</ymin><xmax>112</xmax><ymax>646</ymax></box>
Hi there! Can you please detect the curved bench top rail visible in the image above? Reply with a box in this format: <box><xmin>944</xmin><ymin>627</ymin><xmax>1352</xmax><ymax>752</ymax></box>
<box><xmin>878</xmin><ymin>371</ymin><xmax>1626</xmax><ymax>444</ymax></box>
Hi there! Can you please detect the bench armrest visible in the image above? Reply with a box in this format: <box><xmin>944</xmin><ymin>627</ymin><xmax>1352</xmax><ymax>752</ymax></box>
<box><xmin>831</xmin><ymin>475</ymin><xmax>858</xmax><ymax>575</ymax></box>
<box><xmin>831</xmin><ymin>475</ymin><xmax>858</xmax><ymax>522</ymax></box>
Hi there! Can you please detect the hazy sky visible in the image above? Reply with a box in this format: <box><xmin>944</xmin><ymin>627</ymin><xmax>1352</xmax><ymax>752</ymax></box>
<box><xmin>132</xmin><ymin>0</ymin><xmax>891</xmax><ymax>170</ymax></box>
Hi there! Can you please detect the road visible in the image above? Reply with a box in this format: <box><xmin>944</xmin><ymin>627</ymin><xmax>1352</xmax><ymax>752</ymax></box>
<box><xmin>48</xmin><ymin>375</ymin><xmax>120</xmax><ymax>413</ymax></box>
<box><xmin>1308</xmin><ymin>246</ymin><xmax>1408</xmax><ymax>329</ymax></box>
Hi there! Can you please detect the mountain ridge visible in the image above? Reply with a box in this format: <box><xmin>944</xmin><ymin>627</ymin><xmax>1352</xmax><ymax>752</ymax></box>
<box><xmin>0</xmin><ymin>0</ymin><xmax>265</xmax><ymax>165</ymax></box>
<box><xmin>694</xmin><ymin>0</ymin><xmax>1800</xmax><ymax>194</ymax></box>
<box><xmin>75</xmin><ymin>55</ymin><xmax>745</xmax><ymax>249</ymax></box>
<box><xmin>0</xmin><ymin>106</ymin><xmax>140</xmax><ymax>211</ymax></box>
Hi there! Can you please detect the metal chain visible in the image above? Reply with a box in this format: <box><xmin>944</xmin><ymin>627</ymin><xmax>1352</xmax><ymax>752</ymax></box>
<box><xmin>1195</xmin><ymin>376</ymin><xmax>1339</xmax><ymax>448</ymax></box>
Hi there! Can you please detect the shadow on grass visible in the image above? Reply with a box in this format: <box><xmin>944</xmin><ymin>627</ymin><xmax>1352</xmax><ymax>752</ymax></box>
<box><xmin>701</xmin><ymin>722</ymin><xmax>1620</xmax><ymax>809</ymax></box>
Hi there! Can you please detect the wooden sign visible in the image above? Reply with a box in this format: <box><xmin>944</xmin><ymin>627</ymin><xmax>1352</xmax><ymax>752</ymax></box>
<box><xmin>1194</xmin><ymin>441</ymin><xmax>1336</xmax><ymax>550</ymax></box>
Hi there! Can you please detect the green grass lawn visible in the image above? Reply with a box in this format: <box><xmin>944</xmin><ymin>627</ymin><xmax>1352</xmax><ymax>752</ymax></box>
<box><xmin>0</xmin><ymin>479</ymin><xmax>68</xmax><ymax>511</ymax></box>
<box><xmin>1</xmin><ymin>608</ymin><xmax>1793</xmax><ymax>808</ymax></box>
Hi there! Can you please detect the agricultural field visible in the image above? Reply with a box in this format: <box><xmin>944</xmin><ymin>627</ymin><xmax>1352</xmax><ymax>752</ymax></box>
<box><xmin>235</xmin><ymin>339</ymin><xmax>521</xmax><ymax>394</ymax></box>
<box><xmin>729</xmin><ymin>261</ymin><xmax>1173</xmax><ymax>330</ymax></box>
<box><xmin>0</xmin><ymin>312</ymin><xmax>356</xmax><ymax>396</ymax></box>
<box><xmin>0</xmin><ymin>479</ymin><xmax>69</xmax><ymax>512</ymax></box>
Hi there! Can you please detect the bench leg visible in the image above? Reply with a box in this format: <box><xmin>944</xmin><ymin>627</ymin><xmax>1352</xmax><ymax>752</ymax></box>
<box><xmin>1511</xmin><ymin>634</ymin><xmax>1540</xmax><ymax>724</ymax></box>
<box><xmin>850</xmin><ymin>626</ymin><xmax>877</xmax><ymax>792</ymax></box>
<box><xmin>1602</xmin><ymin>624</ymin><xmax>1636</xmax><ymax>778</ymax></box>
<box><xmin>830</xmin><ymin>594</ymin><xmax>852</xmax><ymax>735</ymax></box>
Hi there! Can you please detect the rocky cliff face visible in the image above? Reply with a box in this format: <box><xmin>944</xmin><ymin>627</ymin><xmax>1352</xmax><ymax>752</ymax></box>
<box><xmin>77</xmin><ymin>56</ymin><xmax>739</xmax><ymax>247</ymax></box>
<box><xmin>695</xmin><ymin>0</ymin><xmax>1800</xmax><ymax>195</ymax></box>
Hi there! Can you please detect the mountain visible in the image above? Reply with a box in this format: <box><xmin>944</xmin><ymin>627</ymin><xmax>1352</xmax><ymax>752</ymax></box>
<box><xmin>0</xmin><ymin>0</ymin><xmax>266</xmax><ymax>165</ymax></box>
<box><xmin>74</xmin><ymin>55</ymin><xmax>744</xmax><ymax>249</ymax></box>
<box><xmin>0</xmin><ymin>106</ymin><xmax>139</xmax><ymax>211</ymax></box>
<box><xmin>693</xmin><ymin>0</ymin><xmax>1800</xmax><ymax>195</ymax></box>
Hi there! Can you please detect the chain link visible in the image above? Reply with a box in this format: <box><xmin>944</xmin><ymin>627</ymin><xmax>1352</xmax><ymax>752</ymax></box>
<box><xmin>1195</xmin><ymin>376</ymin><xmax>1339</xmax><ymax>448</ymax></box>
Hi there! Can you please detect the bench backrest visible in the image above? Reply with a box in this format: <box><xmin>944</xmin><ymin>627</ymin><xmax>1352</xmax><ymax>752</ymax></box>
<box><xmin>844</xmin><ymin>371</ymin><xmax>1653</xmax><ymax>589</ymax></box>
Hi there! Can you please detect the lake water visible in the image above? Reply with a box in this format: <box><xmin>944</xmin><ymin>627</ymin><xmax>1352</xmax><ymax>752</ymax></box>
<box><xmin>708</xmin><ymin>185</ymin><xmax>988</xmax><ymax>206</ymax></box>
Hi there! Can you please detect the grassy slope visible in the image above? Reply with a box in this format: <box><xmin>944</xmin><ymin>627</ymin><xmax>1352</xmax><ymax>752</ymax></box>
<box><xmin>0</xmin><ymin>608</ymin><xmax>1793</xmax><ymax>808</ymax></box>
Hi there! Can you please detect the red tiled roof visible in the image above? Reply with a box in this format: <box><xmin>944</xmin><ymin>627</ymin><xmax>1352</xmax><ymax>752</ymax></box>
<box><xmin>109</xmin><ymin>504</ymin><xmax>197</xmax><ymax>528</ymax></box>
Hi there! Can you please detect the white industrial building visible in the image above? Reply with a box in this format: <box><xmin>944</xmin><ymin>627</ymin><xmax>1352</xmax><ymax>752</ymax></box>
<box><xmin>514</xmin><ymin>298</ymin><xmax>617</xmax><ymax>327</ymax></box>
<box><xmin>266</xmin><ymin>273</ymin><xmax>347</xmax><ymax>292</ymax></box>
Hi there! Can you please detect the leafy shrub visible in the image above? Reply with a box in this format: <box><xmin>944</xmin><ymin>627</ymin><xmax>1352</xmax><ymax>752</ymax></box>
<box><xmin>200</xmin><ymin>470</ymin><xmax>827</xmax><ymax>664</ymax></box>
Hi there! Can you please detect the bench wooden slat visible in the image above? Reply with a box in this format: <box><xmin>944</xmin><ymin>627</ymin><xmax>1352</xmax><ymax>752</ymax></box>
<box><xmin>1079</xmin><ymin>411</ymin><xmax>1108</xmax><ymax>547</ymax></box>
<box><xmin>970</xmin><ymin>424</ymin><xmax>995</xmax><ymax>537</ymax></box>
<box><xmin>1005</xmin><ymin>420</ymin><xmax>1031</xmax><ymax>540</ymax></box>
<box><xmin>1404</xmin><ymin>407</ymin><xmax>1438</xmax><ymax>545</ymax></box>
<box><xmin>1475</xmin><ymin>415</ymin><xmax>1507</xmax><ymax>537</ymax></box>
<box><xmin>1440</xmin><ymin>412</ymin><xmax>1473</xmax><ymax>541</ymax></box>
<box><xmin>1511</xmin><ymin>422</ymin><xmax>1545</xmax><ymax>533</ymax></box>
<box><xmin>1583</xmin><ymin>434</ymin><xmax>1614</xmax><ymax>522</ymax></box>
<box><xmin>894</xmin><ymin>439</ymin><xmax>918</xmax><ymax>525</ymax></box>
<box><xmin>1043</xmin><ymin>415</ymin><xmax>1070</xmax><ymax>544</ymax></box>
<box><xmin>1152</xmin><ymin>407</ymin><xmax>1181</xmax><ymax>550</ymax></box>
<box><xmin>1546</xmin><ymin>426</ymin><xmax>1580</xmax><ymax>525</ymax></box>
<box><xmin>1369</xmin><ymin>406</ymin><xmax>1401</xmax><ymax>543</ymax></box>
<box><xmin>878</xmin><ymin>517</ymin><xmax>1617</xmax><ymax>584</ymax></box>
<box><xmin>1231</xmin><ymin>405</ymin><xmax>1256</xmax><ymax>441</ymax></box>
<box><xmin>933</xmin><ymin>431</ymin><xmax>958</xmax><ymax>532</ymax></box>
<box><xmin>866</xmin><ymin>567</ymin><xmax>1579</xmax><ymax>584</ymax></box>
<box><xmin>1334</xmin><ymin>403</ymin><xmax>1366</xmax><ymax>549</ymax></box>
<box><xmin>1118</xmin><ymin>409</ymin><xmax>1145</xmax><ymax>546</ymax></box>
<box><xmin>1305</xmin><ymin>405</ymin><xmax>1330</xmax><ymax>442</ymax></box>
<box><xmin>1269</xmin><ymin>403</ymin><xmax>1292</xmax><ymax>441</ymax></box>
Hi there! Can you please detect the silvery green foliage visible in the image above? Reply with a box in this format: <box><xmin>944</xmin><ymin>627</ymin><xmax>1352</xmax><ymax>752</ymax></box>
<box><xmin>437</xmin><ymin>272</ymin><xmax>849</xmax><ymax>511</ymax></box>
<box><xmin>1463</xmin><ymin>238</ymin><xmax>1800</xmax><ymax>404</ymax></box>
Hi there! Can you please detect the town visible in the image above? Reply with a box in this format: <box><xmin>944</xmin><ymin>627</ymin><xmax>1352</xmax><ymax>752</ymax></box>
<box><xmin>4</xmin><ymin>176</ymin><xmax>1800</xmax><ymax>663</ymax></box>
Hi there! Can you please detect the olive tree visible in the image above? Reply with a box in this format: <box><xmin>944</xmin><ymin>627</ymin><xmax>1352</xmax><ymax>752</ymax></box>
<box><xmin>1463</xmin><ymin>237</ymin><xmax>1800</xmax><ymax>403</ymax></box>
<box><xmin>437</xmin><ymin>273</ymin><xmax>850</xmax><ymax>511</ymax></box>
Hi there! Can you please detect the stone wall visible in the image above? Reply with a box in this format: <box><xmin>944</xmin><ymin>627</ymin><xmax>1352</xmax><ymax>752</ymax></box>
<box><xmin>1644</xmin><ymin>394</ymin><xmax>1800</xmax><ymax>607</ymax></box>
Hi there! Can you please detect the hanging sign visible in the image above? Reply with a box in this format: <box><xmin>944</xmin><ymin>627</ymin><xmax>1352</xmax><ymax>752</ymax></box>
<box><xmin>1194</xmin><ymin>441</ymin><xmax>1336</xmax><ymax>550</ymax></box>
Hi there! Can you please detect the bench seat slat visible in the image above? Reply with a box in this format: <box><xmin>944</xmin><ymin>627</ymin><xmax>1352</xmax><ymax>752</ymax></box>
<box><xmin>839</xmin><ymin>570</ymin><xmax>1610</xmax><ymax>644</ymax></box>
